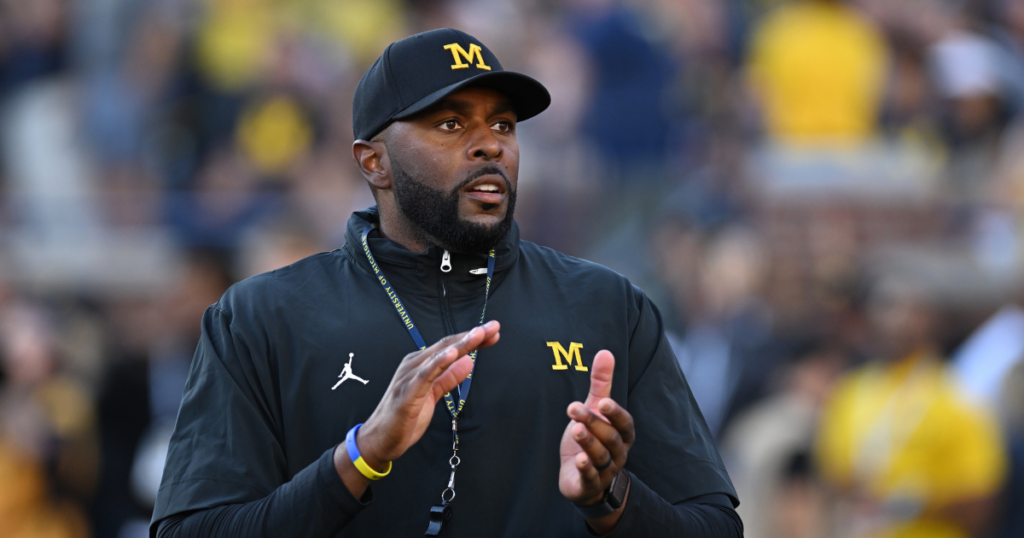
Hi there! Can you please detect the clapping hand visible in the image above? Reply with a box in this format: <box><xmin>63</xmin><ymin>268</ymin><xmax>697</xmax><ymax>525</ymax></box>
<box><xmin>335</xmin><ymin>321</ymin><xmax>501</xmax><ymax>496</ymax></box>
<box><xmin>559</xmin><ymin>350</ymin><xmax>635</xmax><ymax>531</ymax></box>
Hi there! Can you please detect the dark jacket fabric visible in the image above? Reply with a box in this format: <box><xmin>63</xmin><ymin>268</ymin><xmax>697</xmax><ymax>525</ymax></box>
<box><xmin>151</xmin><ymin>207</ymin><xmax>740</xmax><ymax>537</ymax></box>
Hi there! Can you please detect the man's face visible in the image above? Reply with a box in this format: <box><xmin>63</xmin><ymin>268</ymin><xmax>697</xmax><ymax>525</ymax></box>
<box><xmin>385</xmin><ymin>87</ymin><xmax>519</xmax><ymax>252</ymax></box>
<box><xmin>868</xmin><ymin>287</ymin><xmax>934</xmax><ymax>361</ymax></box>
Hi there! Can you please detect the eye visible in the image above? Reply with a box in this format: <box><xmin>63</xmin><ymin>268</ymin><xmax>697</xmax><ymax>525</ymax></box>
<box><xmin>492</xmin><ymin>121</ymin><xmax>515</xmax><ymax>133</ymax></box>
<box><xmin>439</xmin><ymin>120</ymin><xmax>461</xmax><ymax>131</ymax></box>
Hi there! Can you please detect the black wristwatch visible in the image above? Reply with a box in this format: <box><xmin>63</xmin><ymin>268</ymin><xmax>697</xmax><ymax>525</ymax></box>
<box><xmin>573</xmin><ymin>468</ymin><xmax>631</xmax><ymax>519</ymax></box>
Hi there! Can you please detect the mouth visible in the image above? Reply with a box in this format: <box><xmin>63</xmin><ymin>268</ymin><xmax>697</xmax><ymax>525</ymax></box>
<box><xmin>462</xmin><ymin>174</ymin><xmax>508</xmax><ymax>205</ymax></box>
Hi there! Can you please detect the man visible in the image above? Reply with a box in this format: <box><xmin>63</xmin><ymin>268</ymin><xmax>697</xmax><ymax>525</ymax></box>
<box><xmin>815</xmin><ymin>278</ymin><xmax>1006</xmax><ymax>538</ymax></box>
<box><xmin>151</xmin><ymin>29</ymin><xmax>740</xmax><ymax>537</ymax></box>
<box><xmin>746</xmin><ymin>0</ymin><xmax>888</xmax><ymax>144</ymax></box>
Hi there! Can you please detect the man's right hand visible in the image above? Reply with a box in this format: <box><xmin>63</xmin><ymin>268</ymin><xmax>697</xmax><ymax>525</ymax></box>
<box><xmin>334</xmin><ymin>321</ymin><xmax>501</xmax><ymax>497</ymax></box>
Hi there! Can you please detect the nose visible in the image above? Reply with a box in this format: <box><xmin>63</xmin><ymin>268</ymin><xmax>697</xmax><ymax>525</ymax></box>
<box><xmin>466</xmin><ymin>126</ymin><xmax>502</xmax><ymax>161</ymax></box>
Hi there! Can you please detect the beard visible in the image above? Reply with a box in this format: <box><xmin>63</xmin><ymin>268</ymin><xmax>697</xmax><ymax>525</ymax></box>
<box><xmin>390</xmin><ymin>156</ymin><xmax>516</xmax><ymax>253</ymax></box>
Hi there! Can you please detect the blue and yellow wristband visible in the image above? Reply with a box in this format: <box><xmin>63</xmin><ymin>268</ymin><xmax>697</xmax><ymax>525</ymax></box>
<box><xmin>345</xmin><ymin>423</ymin><xmax>392</xmax><ymax>480</ymax></box>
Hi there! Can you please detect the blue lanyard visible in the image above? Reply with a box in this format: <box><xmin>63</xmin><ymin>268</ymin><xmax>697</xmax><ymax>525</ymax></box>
<box><xmin>360</xmin><ymin>226</ymin><xmax>495</xmax><ymax>434</ymax></box>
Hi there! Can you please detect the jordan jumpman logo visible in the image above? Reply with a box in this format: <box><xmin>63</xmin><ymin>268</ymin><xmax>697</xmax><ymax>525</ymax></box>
<box><xmin>332</xmin><ymin>353</ymin><xmax>369</xmax><ymax>389</ymax></box>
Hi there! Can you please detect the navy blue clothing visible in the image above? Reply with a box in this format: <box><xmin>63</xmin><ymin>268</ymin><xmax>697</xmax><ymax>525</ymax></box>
<box><xmin>151</xmin><ymin>207</ymin><xmax>739</xmax><ymax>537</ymax></box>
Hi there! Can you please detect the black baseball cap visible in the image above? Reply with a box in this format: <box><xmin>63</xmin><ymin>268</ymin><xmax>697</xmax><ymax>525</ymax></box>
<box><xmin>352</xmin><ymin>28</ymin><xmax>551</xmax><ymax>141</ymax></box>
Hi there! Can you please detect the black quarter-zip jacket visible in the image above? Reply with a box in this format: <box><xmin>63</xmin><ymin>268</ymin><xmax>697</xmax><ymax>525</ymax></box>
<box><xmin>152</xmin><ymin>207</ymin><xmax>740</xmax><ymax>537</ymax></box>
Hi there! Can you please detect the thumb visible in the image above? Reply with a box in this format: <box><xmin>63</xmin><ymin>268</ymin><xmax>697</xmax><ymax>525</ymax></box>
<box><xmin>584</xmin><ymin>350</ymin><xmax>615</xmax><ymax>409</ymax></box>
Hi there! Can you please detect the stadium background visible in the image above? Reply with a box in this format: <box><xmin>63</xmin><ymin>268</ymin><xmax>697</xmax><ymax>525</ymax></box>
<box><xmin>0</xmin><ymin>0</ymin><xmax>1022</xmax><ymax>536</ymax></box>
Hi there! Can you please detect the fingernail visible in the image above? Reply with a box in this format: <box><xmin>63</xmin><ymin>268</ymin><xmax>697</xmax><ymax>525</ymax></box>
<box><xmin>575</xmin><ymin>430</ymin><xmax>586</xmax><ymax>440</ymax></box>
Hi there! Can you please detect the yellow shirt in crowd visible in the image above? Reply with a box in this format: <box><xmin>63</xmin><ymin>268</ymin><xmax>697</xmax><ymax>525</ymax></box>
<box><xmin>747</xmin><ymin>1</ymin><xmax>888</xmax><ymax>145</ymax></box>
<box><xmin>0</xmin><ymin>378</ymin><xmax>96</xmax><ymax>538</ymax></box>
<box><xmin>195</xmin><ymin>0</ymin><xmax>407</xmax><ymax>92</ymax></box>
<box><xmin>815</xmin><ymin>353</ymin><xmax>1007</xmax><ymax>538</ymax></box>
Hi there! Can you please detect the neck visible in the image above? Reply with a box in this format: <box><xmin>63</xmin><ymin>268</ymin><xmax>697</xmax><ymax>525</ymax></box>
<box><xmin>376</xmin><ymin>206</ymin><xmax>434</xmax><ymax>253</ymax></box>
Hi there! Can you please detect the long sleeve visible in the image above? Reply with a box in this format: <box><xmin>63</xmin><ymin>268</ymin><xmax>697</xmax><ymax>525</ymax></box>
<box><xmin>155</xmin><ymin>447</ymin><xmax>370</xmax><ymax>538</ymax></box>
<box><xmin>596</xmin><ymin>473</ymin><xmax>743</xmax><ymax>538</ymax></box>
<box><xmin>622</xmin><ymin>290</ymin><xmax>738</xmax><ymax>505</ymax></box>
<box><xmin>150</xmin><ymin>298</ymin><xmax>370</xmax><ymax>537</ymax></box>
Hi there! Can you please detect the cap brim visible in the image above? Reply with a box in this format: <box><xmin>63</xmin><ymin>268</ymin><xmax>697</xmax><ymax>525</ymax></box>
<box><xmin>392</xmin><ymin>71</ymin><xmax>551</xmax><ymax>124</ymax></box>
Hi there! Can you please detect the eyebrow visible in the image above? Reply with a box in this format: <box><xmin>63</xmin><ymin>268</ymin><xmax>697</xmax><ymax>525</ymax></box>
<box><xmin>431</xmin><ymin>98</ymin><xmax>518</xmax><ymax>119</ymax></box>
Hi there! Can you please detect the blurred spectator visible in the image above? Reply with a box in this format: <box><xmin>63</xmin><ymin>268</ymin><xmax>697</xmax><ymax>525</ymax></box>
<box><xmin>0</xmin><ymin>300</ymin><xmax>97</xmax><ymax>538</ymax></box>
<box><xmin>815</xmin><ymin>278</ymin><xmax>1007</xmax><ymax>538</ymax></box>
<box><xmin>80</xmin><ymin>4</ymin><xmax>183</xmax><ymax>167</ymax></box>
<box><xmin>514</xmin><ymin>19</ymin><xmax>596</xmax><ymax>254</ymax></box>
<box><xmin>775</xmin><ymin>450</ymin><xmax>831</xmax><ymax>538</ymax></box>
<box><xmin>236</xmin><ymin>211</ymin><xmax>325</xmax><ymax>280</ymax></box>
<box><xmin>91</xmin><ymin>252</ymin><xmax>231</xmax><ymax>538</ymax></box>
<box><xmin>193</xmin><ymin>0</ymin><xmax>276</xmax><ymax>96</ymax></box>
<box><xmin>163</xmin><ymin>147</ymin><xmax>283</xmax><ymax>248</ymax></box>
<box><xmin>746</xmin><ymin>0</ymin><xmax>889</xmax><ymax>145</ymax></box>
<box><xmin>2</xmin><ymin>79</ymin><xmax>100</xmax><ymax>241</ymax></box>
<box><xmin>235</xmin><ymin>93</ymin><xmax>315</xmax><ymax>178</ymax></box>
<box><xmin>880</xmin><ymin>33</ymin><xmax>942</xmax><ymax>146</ymax></box>
<box><xmin>722</xmin><ymin>339</ymin><xmax>846</xmax><ymax>538</ymax></box>
<box><xmin>930</xmin><ymin>28</ymin><xmax>1011</xmax><ymax>193</ymax></box>
<box><xmin>287</xmin><ymin>141</ymin><xmax>375</xmax><ymax>247</ymax></box>
<box><xmin>0</xmin><ymin>0</ymin><xmax>69</xmax><ymax>95</ymax></box>
<box><xmin>668</xmin><ymin>225</ymin><xmax>781</xmax><ymax>436</ymax></box>
<box><xmin>987</xmin><ymin>0</ymin><xmax>1024</xmax><ymax>117</ymax></box>
<box><xmin>567</xmin><ymin>0</ymin><xmax>678</xmax><ymax>182</ymax></box>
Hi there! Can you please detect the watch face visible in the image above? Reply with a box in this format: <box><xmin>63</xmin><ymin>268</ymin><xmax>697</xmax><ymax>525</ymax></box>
<box><xmin>609</xmin><ymin>469</ymin><xmax>630</xmax><ymax>509</ymax></box>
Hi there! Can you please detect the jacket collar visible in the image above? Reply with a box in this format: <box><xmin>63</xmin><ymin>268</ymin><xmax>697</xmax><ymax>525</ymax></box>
<box><xmin>343</xmin><ymin>206</ymin><xmax>520</xmax><ymax>297</ymax></box>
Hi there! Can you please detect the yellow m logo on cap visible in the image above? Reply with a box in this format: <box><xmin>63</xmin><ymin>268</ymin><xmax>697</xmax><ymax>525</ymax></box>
<box><xmin>443</xmin><ymin>43</ymin><xmax>492</xmax><ymax>71</ymax></box>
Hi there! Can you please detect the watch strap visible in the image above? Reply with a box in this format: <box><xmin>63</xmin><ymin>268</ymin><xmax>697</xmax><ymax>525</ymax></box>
<box><xmin>573</xmin><ymin>469</ymin><xmax>631</xmax><ymax>519</ymax></box>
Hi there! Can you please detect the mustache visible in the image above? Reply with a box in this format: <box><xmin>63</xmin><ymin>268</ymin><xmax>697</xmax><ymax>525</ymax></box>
<box><xmin>452</xmin><ymin>166</ymin><xmax>512</xmax><ymax>194</ymax></box>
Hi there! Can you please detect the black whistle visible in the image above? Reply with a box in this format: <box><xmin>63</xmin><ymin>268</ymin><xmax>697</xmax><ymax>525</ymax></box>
<box><xmin>425</xmin><ymin>504</ymin><xmax>452</xmax><ymax>536</ymax></box>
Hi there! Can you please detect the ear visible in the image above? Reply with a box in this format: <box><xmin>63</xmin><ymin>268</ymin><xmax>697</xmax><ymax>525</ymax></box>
<box><xmin>352</xmin><ymin>140</ymin><xmax>391</xmax><ymax>190</ymax></box>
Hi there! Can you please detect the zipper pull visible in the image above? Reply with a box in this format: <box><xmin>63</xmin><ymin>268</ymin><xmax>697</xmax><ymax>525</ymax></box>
<box><xmin>469</xmin><ymin>268</ymin><xmax>487</xmax><ymax>275</ymax></box>
<box><xmin>441</xmin><ymin>250</ymin><xmax>452</xmax><ymax>273</ymax></box>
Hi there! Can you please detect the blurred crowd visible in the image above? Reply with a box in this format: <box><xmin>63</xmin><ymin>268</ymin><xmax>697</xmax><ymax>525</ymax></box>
<box><xmin>1</xmin><ymin>0</ymin><xmax>1023</xmax><ymax>537</ymax></box>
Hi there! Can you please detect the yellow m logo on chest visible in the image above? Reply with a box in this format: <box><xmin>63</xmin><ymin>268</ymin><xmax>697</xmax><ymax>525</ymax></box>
<box><xmin>547</xmin><ymin>342</ymin><xmax>587</xmax><ymax>371</ymax></box>
<box><xmin>443</xmin><ymin>43</ymin><xmax>492</xmax><ymax>71</ymax></box>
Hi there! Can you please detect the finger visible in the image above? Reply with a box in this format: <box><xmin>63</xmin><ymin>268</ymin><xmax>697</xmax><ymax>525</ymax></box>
<box><xmin>584</xmin><ymin>350</ymin><xmax>615</xmax><ymax>408</ymax></box>
<box><xmin>571</xmin><ymin>421</ymin><xmax>614</xmax><ymax>475</ymax></box>
<box><xmin>401</xmin><ymin>321</ymin><xmax>499</xmax><ymax>374</ymax></box>
<box><xmin>414</xmin><ymin>339</ymin><xmax>474</xmax><ymax>393</ymax></box>
<box><xmin>441</xmin><ymin>321</ymin><xmax>500</xmax><ymax>360</ymax></box>
<box><xmin>407</xmin><ymin>345</ymin><xmax>458</xmax><ymax>395</ymax></box>
<box><xmin>431</xmin><ymin>356</ymin><xmax>475</xmax><ymax>401</ymax></box>
<box><xmin>569</xmin><ymin>402</ymin><xmax>624</xmax><ymax>461</ymax></box>
<box><xmin>568</xmin><ymin>401</ymin><xmax>609</xmax><ymax>426</ymax></box>
<box><xmin>478</xmin><ymin>331</ymin><xmax>500</xmax><ymax>349</ymax></box>
<box><xmin>574</xmin><ymin>451</ymin><xmax>602</xmax><ymax>494</ymax></box>
<box><xmin>597</xmin><ymin>397</ymin><xmax>636</xmax><ymax>446</ymax></box>
<box><xmin>413</xmin><ymin>323</ymin><xmax>499</xmax><ymax>395</ymax></box>
<box><xmin>423</xmin><ymin>326</ymin><xmax>500</xmax><ymax>401</ymax></box>
<box><xmin>395</xmin><ymin>334</ymin><xmax>465</xmax><ymax>378</ymax></box>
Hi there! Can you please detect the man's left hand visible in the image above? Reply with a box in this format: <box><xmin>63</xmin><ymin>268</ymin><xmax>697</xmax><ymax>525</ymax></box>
<box><xmin>559</xmin><ymin>350</ymin><xmax>635</xmax><ymax>530</ymax></box>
